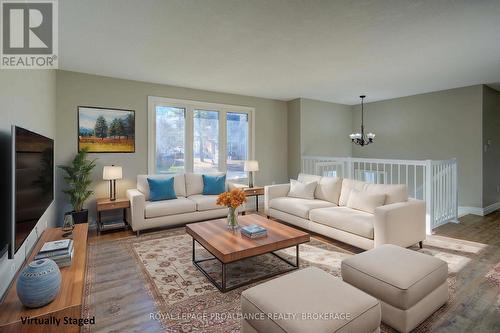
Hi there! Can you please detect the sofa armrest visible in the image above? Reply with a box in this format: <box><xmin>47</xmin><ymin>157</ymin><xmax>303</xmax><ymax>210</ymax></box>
<box><xmin>374</xmin><ymin>198</ymin><xmax>426</xmax><ymax>248</ymax></box>
<box><xmin>264</xmin><ymin>183</ymin><xmax>290</xmax><ymax>214</ymax></box>
<box><xmin>127</xmin><ymin>189</ymin><xmax>145</xmax><ymax>231</ymax></box>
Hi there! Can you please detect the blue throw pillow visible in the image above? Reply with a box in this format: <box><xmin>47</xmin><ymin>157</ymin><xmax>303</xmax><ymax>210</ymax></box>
<box><xmin>202</xmin><ymin>174</ymin><xmax>226</xmax><ymax>195</ymax></box>
<box><xmin>147</xmin><ymin>177</ymin><xmax>177</xmax><ymax>201</ymax></box>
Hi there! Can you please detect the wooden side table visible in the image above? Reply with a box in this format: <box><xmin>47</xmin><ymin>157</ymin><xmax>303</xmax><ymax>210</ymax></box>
<box><xmin>0</xmin><ymin>224</ymin><xmax>88</xmax><ymax>333</ymax></box>
<box><xmin>242</xmin><ymin>186</ymin><xmax>264</xmax><ymax>214</ymax></box>
<box><xmin>96</xmin><ymin>198</ymin><xmax>130</xmax><ymax>234</ymax></box>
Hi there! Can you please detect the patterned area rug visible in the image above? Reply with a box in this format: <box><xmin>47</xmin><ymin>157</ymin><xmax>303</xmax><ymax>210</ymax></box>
<box><xmin>83</xmin><ymin>226</ymin><xmax>500</xmax><ymax>333</ymax></box>
<box><xmin>131</xmin><ymin>228</ymin><xmax>353</xmax><ymax>332</ymax></box>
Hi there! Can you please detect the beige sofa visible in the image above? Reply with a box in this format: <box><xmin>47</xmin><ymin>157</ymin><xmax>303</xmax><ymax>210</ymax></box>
<box><xmin>127</xmin><ymin>173</ymin><xmax>228</xmax><ymax>235</ymax></box>
<box><xmin>265</xmin><ymin>173</ymin><xmax>425</xmax><ymax>250</ymax></box>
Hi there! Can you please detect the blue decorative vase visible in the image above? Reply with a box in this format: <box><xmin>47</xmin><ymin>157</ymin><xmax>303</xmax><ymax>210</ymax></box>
<box><xmin>16</xmin><ymin>259</ymin><xmax>61</xmax><ymax>308</ymax></box>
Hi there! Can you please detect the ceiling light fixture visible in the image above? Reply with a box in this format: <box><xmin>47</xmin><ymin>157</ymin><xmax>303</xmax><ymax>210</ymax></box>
<box><xmin>350</xmin><ymin>95</ymin><xmax>375</xmax><ymax>146</ymax></box>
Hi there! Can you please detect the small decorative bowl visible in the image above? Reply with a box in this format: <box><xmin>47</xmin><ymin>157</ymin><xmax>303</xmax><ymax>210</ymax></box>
<box><xmin>16</xmin><ymin>259</ymin><xmax>61</xmax><ymax>308</ymax></box>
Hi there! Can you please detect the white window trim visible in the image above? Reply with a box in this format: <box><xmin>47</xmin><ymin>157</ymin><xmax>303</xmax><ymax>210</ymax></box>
<box><xmin>147</xmin><ymin>96</ymin><xmax>255</xmax><ymax>176</ymax></box>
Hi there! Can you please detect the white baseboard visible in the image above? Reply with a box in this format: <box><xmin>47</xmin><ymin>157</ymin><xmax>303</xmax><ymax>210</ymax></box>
<box><xmin>458</xmin><ymin>202</ymin><xmax>500</xmax><ymax>217</ymax></box>
<box><xmin>484</xmin><ymin>202</ymin><xmax>500</xmax><ymax>215</ymax></box>
<box><xmin>458</xmin><ymin>206</ymin><xmax>484</xmax><ymax>217</ymax></box>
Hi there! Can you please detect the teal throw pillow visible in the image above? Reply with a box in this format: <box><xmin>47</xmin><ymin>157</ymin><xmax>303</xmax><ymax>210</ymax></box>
<box><xmin>147</xmin><ymin>177</ymin><xmax>177</xmax><ymax>201</ymax></box>
<box><xmin>202</xmin><ymin>174</ymin><xmax>226</xmax><ymax>195</ymax></box>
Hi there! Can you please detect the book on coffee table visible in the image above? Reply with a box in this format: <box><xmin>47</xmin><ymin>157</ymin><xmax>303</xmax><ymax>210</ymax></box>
<box><xmin>241</xmin><ymin>224</ymin><xmax>267</xmax><ymax>239</ymax></box>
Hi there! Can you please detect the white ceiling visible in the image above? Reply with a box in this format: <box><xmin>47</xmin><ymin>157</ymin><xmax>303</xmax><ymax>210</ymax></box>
<box><xmin>59</xmin><ymin>0</ymin><xmax>500</xmax><ymax>105</ymax></box>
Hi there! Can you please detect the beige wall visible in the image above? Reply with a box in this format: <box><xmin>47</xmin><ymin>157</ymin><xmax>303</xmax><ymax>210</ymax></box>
<box><xmin>0</xmin><ymin>70</ymin><xmax>56</xmax><ymax>299</ymax></box>
<box><xmin>351</xmin><ymin>85</ymin><xmax>484</xmax><ymax>207</ymax></box>
<box><xmin>287</xmin><ymin>99</ymin><xmax>301</xmax><ymax>179</ymax></box>
<box><xmin>55</xmin><ymin>71</ymin><xmax>288</xmax><ymax>222</ymax></box>
<box><xmin>287</xmin><ymin>98</ymin><xmax>352</xmax><ymax>179</ymax></box>
<box><xmin>300</xmin><ymin>98</ymin><xmax>352</xmax><ymax>157</ymax></box>
<box><xmin>482</xmin><ymin>85</ymin><xmax>500</xmax><ymax>207</ymax></box>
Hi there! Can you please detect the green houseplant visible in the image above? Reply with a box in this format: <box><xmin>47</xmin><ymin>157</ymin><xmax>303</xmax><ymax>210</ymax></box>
<box><xmin>59</xmin><ymin>149</ymin><xmax>97</xmax><ymax>224</ymax></box>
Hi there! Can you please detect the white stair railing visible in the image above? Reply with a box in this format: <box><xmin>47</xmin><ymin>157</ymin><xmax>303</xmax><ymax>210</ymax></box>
<box><xmin>301</xmin><ymin>156</ymin><xmax>458</xmax><ymax>233</ymax></box>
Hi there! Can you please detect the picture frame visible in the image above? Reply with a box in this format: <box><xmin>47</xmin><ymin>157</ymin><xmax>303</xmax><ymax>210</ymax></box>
<box><xmin>77</xmin><ymin>106</ymin><xmax>135</xmax><ymax>153</ymax></box>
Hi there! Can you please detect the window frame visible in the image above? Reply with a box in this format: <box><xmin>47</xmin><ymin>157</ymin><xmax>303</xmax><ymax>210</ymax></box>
<box><xmin>148</xmin><ymin>96</ymin><xmax>255</xmax><ymax>179</ymax></box>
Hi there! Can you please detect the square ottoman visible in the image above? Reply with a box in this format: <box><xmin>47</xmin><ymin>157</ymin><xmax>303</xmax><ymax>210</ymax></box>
<box><xmin>341</xmin><ymin>244</ymin><xmax>448</xmax><ymax>333</ymax></box>
<box><xmin>241</xmin><ymin>267</ymin><xmax>381</xmax><ymax>333</ymax></box>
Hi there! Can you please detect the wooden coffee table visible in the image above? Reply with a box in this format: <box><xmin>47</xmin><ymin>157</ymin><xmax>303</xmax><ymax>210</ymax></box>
<box><xmin>186</xmin><ymin>214</ymin><xmax>310</xmax><ymax>292</ymax></box>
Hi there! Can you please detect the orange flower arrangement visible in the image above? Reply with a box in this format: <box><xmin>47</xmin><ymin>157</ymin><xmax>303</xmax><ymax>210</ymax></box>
<box><xmin>217</xmin><ymin>188</ymin><xmax>247</xmax><ymax>209</ymax></box>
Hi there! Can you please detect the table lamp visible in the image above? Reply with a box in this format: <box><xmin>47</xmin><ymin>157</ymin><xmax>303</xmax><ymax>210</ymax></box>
<box><xmin>103</xmin><ymin>165</ymin><xmax>122</xmax><ymax>201</ymax></box>
<box><xmin>244</xmin><ymin>160</ymin><xmax>259</xmax><ymax>188</ymax></box>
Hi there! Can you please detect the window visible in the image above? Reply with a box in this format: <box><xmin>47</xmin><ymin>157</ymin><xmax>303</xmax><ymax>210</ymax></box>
<box><xmin>227</xmin><ymin>112</ymin><xmax>248</xmax><ymax>180</ymax></box>
<box><xmin>155</xmin><ymin>106</ymin><xmax>185</xmax><ymax>173</ymax></box>
<box><xmin>148</xmin><ymin>97</ymin><xmax>254</xmax><ymax>180</ymax></box>
<box><xmin>193</xmin><ymin>110</ymin><xmax>219</xmax><ymax>173</ymax></box>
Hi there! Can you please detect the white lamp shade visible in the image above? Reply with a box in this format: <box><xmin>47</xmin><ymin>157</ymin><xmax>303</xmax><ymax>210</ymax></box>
<box><xmin>244</xmin><ymin>160</ymin><xmax>259</xmax><ymax>172</ymax></box>
<box><xmin>103</xmin><ymin>165</ymin><xmax>123</xmax><ymax>180</ymax></box>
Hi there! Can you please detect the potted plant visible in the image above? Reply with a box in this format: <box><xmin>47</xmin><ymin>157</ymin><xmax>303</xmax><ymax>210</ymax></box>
<box><xmin>59</xmin><ymin>149</ymin><xmax>97</xmax><ymax>224</ymax></box>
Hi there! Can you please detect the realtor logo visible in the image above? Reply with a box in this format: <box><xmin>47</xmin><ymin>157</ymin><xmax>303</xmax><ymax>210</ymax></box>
<box><xmin>1</xmin><ymin>0</ymin><xmax>58</xmax><ymax>69</ymax></box>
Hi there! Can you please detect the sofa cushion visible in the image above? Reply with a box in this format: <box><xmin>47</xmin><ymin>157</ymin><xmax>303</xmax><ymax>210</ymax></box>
<box><xmin>241</xmin><ymin>267</ymin><xmax>381</xmax><ymax>333</ymax></box>
<box><xmin>288</xmin><ymin>179</ymin><xmax>317</xmax><ymax>200</ymax></box>
<box><xmin>144</xmin><ymin>197</ymin><xmax>196</xmax><ymax>218</ymax></box>
<box><xmin>188</xmin><ymin>194</ymin><xmax>220</xmax><ymax>211</ymax></box>
<box><xmin>347</xmin><ymin>190</ymin><xmax>386</xmax><ymax>214</ymax></box>
<box><xmin>339</xmin><ymin>178</ymin><xmax>367</xmax><ymax>206</ymax></box>
<box><xmin>137</xmin><ymin>174</ymin><xmax>186</xmax><ymax>200</ymax></box>
<box><xmin>269</xmin><ymin>197</ymin><xmax>335</xmax><ymax>219</ymax></box>
<box><xmin>365</xmin><ymin>183</ymin><xmax>408</xmax><ymax>204</ymax></box>
<box><xmin>147</xmin><ymin>177</ymin><xmax>177</xmax><ymax>201</ymax></box>
<box><xmin>185</xmin><ymin>172</ymin><xmax>225</xmax><ymax>196</ymax></box>
<box><xmin>202</xmin><ymin>174</ymin><xmax>226</xmax><ymax>195</ymax></box>
<box><xmin>315</xmin><ymin>176</ymin><xmax>342</xmax><ymax>204</ymax></box>
<box><xmin>309</xmin><ymin>206</ymin><xmax>375</xmax><ymax>239</ymax></box>
<box><xmin>341</xmin><ymin>244</ymin><xmax>448</xmax><ymax>310</ymax></box>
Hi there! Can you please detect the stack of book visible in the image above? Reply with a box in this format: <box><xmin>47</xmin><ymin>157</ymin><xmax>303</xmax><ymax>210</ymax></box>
<box><xmin>35</xmin><ymin>239</ymin><xmax>74</xmax><ymax>267</ymax></box>
<box><xmin>241</xmin><ymin>224</ymin><xmax>267</xmax><ymax>239</ymax></box>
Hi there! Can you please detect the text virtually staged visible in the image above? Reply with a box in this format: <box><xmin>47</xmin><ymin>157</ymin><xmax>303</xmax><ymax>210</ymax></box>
<box><xmin>1</xmin><ymin>1</ymin><xmax>499</xmax><ymax>333</ymax></box>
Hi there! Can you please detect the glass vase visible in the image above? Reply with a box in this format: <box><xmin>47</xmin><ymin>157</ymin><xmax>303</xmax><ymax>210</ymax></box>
<box><xmin>227</xmin><ymin>207</ymin><xmax>239</xmax><ymax>230</ymax></box>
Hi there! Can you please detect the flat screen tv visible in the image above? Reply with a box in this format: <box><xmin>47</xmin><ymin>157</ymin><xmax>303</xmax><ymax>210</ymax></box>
<box><xmin>9</xmin><ymin>126</ymin><xmax>54</xmax><ymax>258</ymax></box>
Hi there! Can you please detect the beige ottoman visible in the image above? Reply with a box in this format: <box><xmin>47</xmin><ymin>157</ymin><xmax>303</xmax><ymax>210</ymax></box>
<box><xmin>341</xmin><ymin>244</ymin><xmax>448</xmax><ymax>333</ymax></box>
<box><xmin>241</xmin><ymin>267</ymin><xmax>381</xmax><ymax>333</ymax></box>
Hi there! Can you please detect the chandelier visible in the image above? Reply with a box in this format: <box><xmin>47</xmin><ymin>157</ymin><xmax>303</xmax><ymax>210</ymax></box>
<box><xmin>350</xmin><ymin>95</ymin><xmax>375</xmax><ymax>146</ymax></box>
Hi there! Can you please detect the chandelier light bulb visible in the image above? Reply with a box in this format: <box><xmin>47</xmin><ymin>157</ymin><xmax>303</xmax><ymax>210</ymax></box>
<box><xmin>349</xmin><ymin>95</ymin><xmax>375</xmax><ymax>147</ymax></box>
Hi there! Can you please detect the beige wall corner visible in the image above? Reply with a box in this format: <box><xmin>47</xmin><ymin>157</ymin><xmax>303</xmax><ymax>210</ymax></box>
<box><xmin>287</xmin><ymin>98</ymin><xmax>301</xmax><ymax>179</ymax></box>
<box><xmin>482</xmin><ymin>85</ymin><xmax>500</xmax><ymax>208</ymax></box>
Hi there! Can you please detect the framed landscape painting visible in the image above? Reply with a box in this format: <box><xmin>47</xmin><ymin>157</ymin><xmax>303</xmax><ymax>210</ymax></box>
<box><xmin>78</xmin><ymin>106</ymin><xmax>135</xmax><ymax>153</ymax></box>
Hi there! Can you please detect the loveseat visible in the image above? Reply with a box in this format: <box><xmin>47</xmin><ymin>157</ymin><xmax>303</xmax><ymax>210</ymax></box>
<box><xmin>127</xmin><ymin>173</ymin><xmax>229</xmax><ymax>235</ymax></box>
<box><xmin>265</xmin><ymin>173</ymin><xmax>425</xmax><ymax>250</ymax></box>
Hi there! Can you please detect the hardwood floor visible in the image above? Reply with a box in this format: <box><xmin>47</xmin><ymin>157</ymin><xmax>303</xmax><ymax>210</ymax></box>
<box><xmin>86</xmin><ymin>211</ymin><xmax>500</xmax><ymax>333</ymax></box>
<box><xmin>433</xmin><ymin>211</ymin><xmax>500</xmax><ymax>246</ymax></box>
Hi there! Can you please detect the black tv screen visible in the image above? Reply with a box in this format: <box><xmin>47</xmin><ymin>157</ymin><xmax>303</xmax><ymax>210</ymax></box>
<box><xmin>11</xmin><ymin>126</ymin><xmax>54</xmax><ymax>256</ymax></box>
